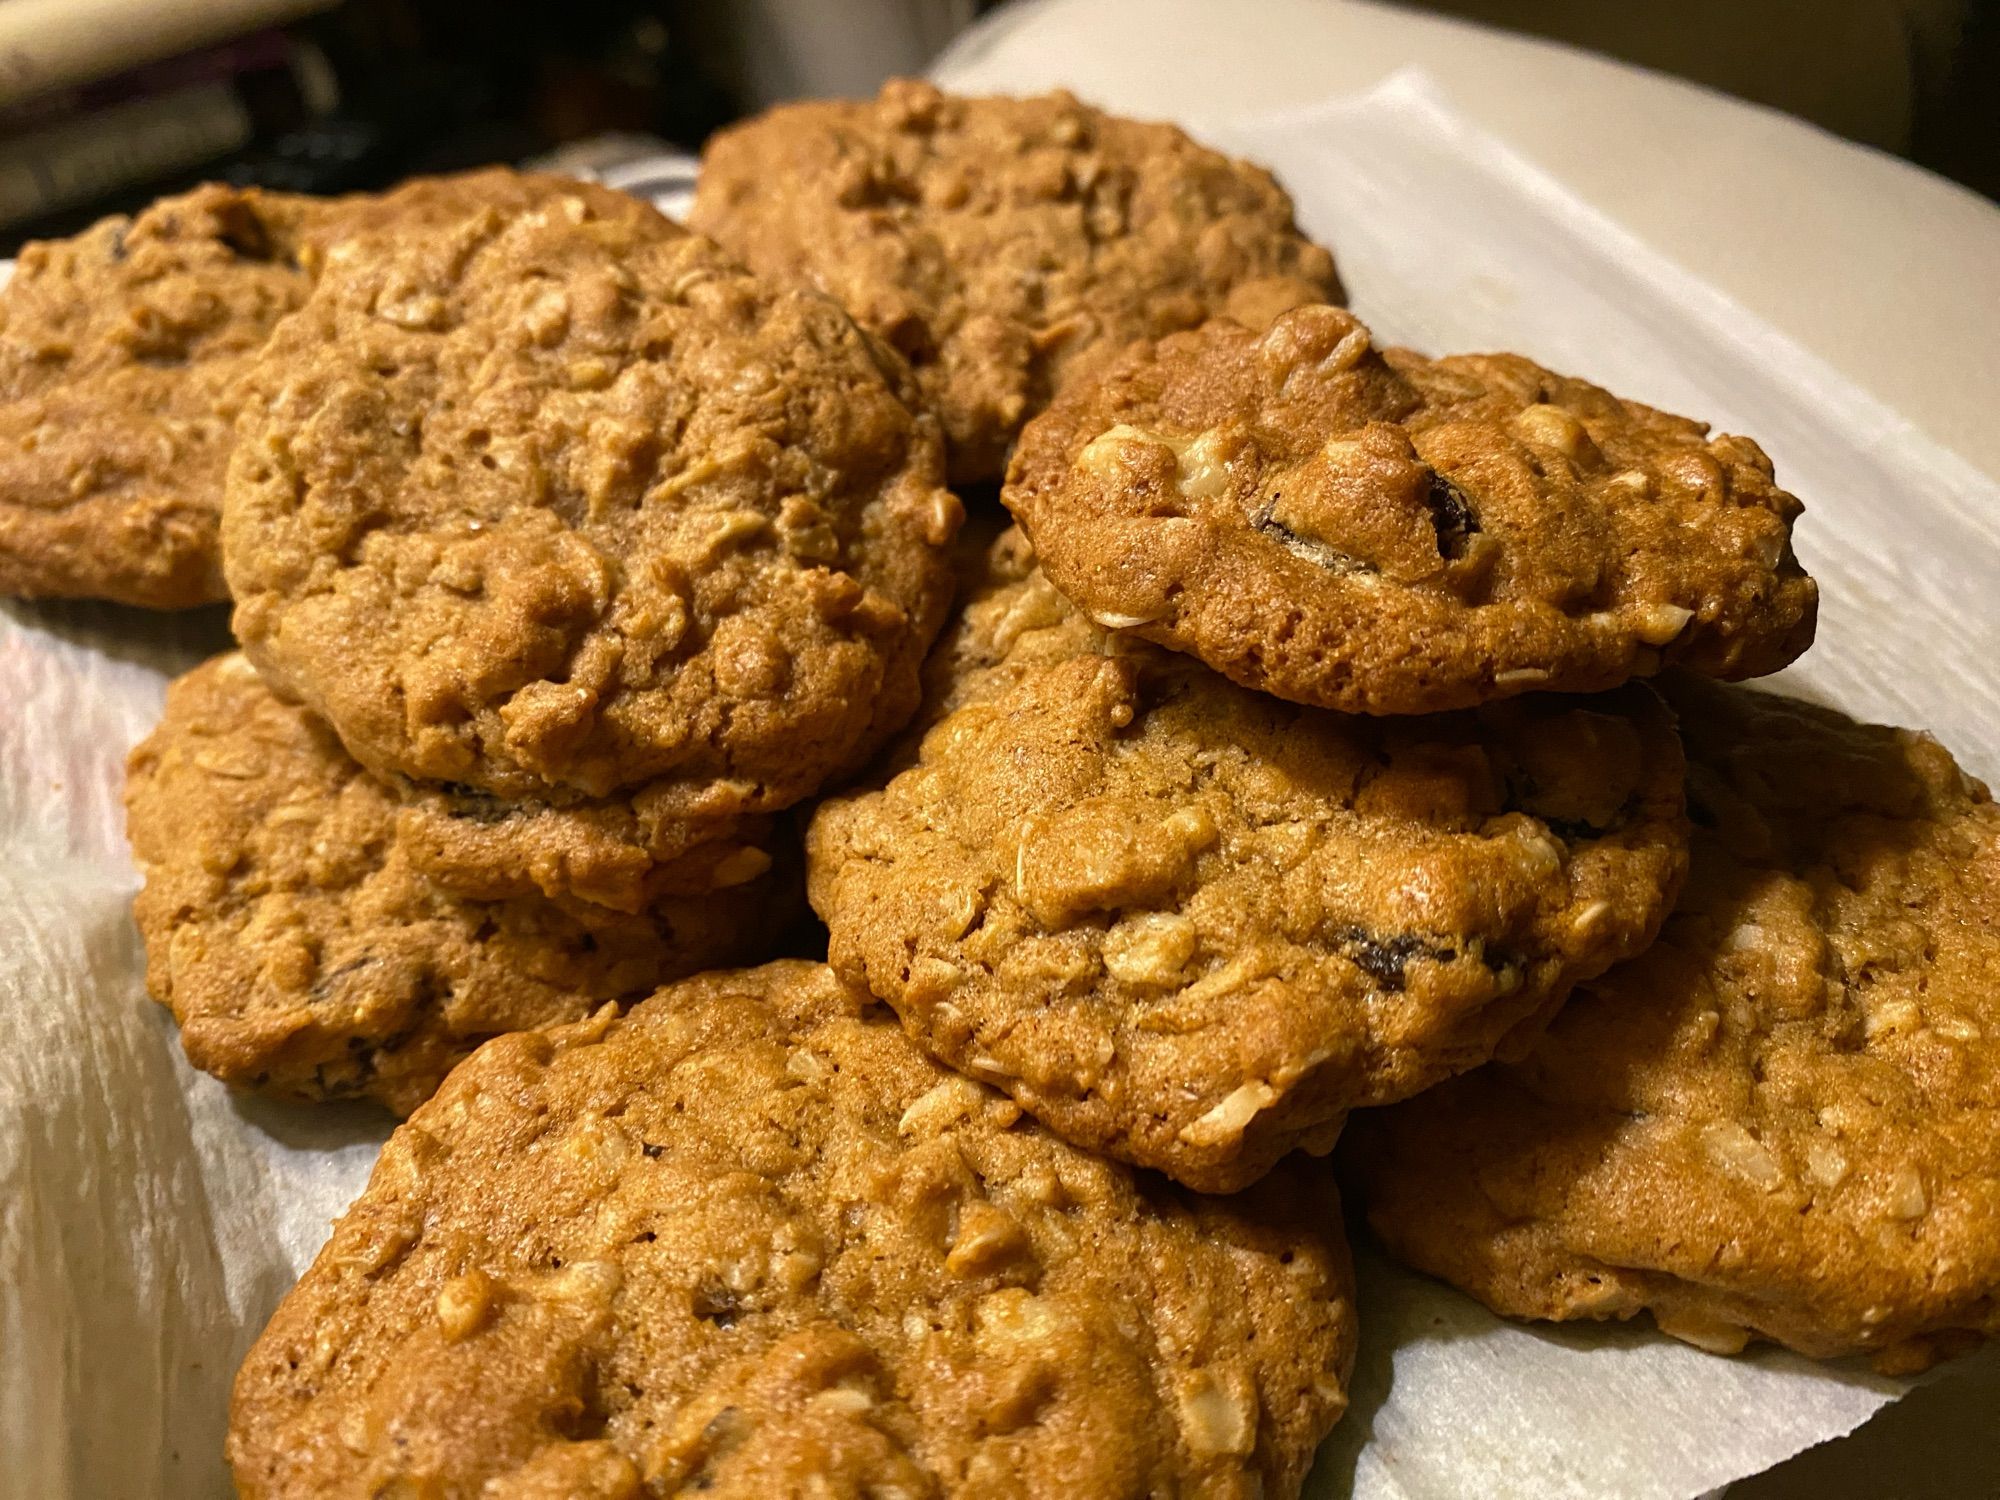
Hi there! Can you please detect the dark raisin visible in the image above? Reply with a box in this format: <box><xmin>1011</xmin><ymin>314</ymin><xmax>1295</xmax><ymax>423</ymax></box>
<box><xmin>640</xmin><ymin>1141</ymin><xmax>665</xmax><ymax>1159</ymax></box>
<box><xmin>1253</xmin><ymin>496</ymin><xmax>1371</xmax><ymax>573</ymax></box>
<box><xmin>1425</xmin><ymin>472</ymin><xmax>1480</xmax><ymax>560</ymax></box>
<box><xmin>1339</xmin><ymin>930</ymin><xmax>1437</xmax><ymax>992</ymax></box>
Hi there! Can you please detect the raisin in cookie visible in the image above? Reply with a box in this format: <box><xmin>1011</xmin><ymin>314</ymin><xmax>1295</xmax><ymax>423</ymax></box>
<box><xmin>0</xmin><ymin>183</ymin><xmax>317</xmax><ymax>607</ymax></box>
<box><xmin>229</xmin><ymin>961</ymin><xmax>1355</xmax><ymax>1498</ymax></box>
<box><xmin>1004</xmin><ymin>304</ymin><xmax>1818</xmax><ymax>715</ymax></box>
<box><xmin>126</xmin><ymin>654</ymin><xmax>792</xmax><ymax>1113</ymax></box>
<box><xmin>1346</xmin><ymin>676</ymin><xmax>2000</xmax><ymax>1373</ymax></box>
<box><xmin>807</xmin><ymin>536</ymin><xmax>1688</xmax><ymax>1191</ymax></box>
<box><xmin>692</xmin><ymin>79</ymin><xmax>1340</xmax><ymax>484</ymax></box>
<box><xmin>225</xmin><ymin>191</ymin><xmax>960</xmax><ymax>817</ymax></box>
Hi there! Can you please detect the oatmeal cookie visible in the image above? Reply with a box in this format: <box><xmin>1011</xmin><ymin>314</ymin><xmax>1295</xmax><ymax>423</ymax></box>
<box><xmin>807</xmin><ymin>537</ymin><xmax>1688</xmax><ymax>1191</ymax></box>
<box><xmin>125</xmin><ymin>654</ymin><xmax>792</xmax><ymax>1114</ymax></box>
<box><xmin>0</xmin><ymin>183</ymin><xmax>317</xmax><ymax>607</ymax></box>
<box><xmin>0</xmin><ymin>170</ymin><xmax>657</xmax><ymax>609</ymax></box>
<box><xmin>1004</xmin><ymin>304</ymin><xmax>1817</xmax><ymax>715</ymax></box>
<box><xmin>224</xmin><ymin>190</ymin><xmax>960</xmax><ymax>817</ymax></box>
<box><xmin>1345</xmin><ymin>677</ymin><xmax>2000</xmax><ymax>1373</ymax></box>
<box><xmin>692</xmin><ymin>79</ymin><xmax>1340</xmax><ymax>483</ymax></box>
<box><xmin>229</xmin><ymin>961</ymin><xmax>1356</xmax><ymax>1498</ymax></box>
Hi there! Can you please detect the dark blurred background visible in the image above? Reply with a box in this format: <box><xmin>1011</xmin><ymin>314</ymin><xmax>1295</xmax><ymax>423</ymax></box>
<box><xmin>0</xmin><ymin>0</ymin><xmax>1991</xmax><ymax>246</ymax></box>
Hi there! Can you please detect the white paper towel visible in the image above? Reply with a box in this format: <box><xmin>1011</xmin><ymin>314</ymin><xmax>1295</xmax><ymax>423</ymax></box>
<box><xmin>4</xmin><ymin>73</ymin><xmax>1997</xmax><ymax>1498</ymax></box>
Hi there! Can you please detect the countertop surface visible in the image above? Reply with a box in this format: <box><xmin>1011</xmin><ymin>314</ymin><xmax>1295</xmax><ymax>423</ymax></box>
<box><xmin>937</xmin><ymin>2</ymin><xmax>2000</xmax><ymax>1493</ymax></box>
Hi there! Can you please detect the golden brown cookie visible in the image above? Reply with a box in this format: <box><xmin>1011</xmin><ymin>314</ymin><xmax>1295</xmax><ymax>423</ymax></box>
<box><xmin>1345</xmin><ymin>677</ymin><xmax>2000</xmax><ymax>1374</ymax></box>
<box><xmin>1004</xmin><ymin>305</ymin><xmax>1818</xmax><ymax>715</ymax></box>
<box><xmin>919</xmin><ymin>519</ymin><xmax>1079</xmax><ymax>718</ymax></box>
<box><xmin>224</xmin><ymin>189</ymin><xmax>960</xmax><ymax>825</ymax></box>
<box><xmin>125</xmin><ymin>654</ymin><xmax>793</xmax><ymax>1114</ymax></box>
<box><xmin>0</xmin><ymin>169</ymin><xmax>663</xmax><ymax>609</ymax></box>
<box><xmin>390</xmin><ymin>777</ymin><xmax>783</xmax><ymax>918</ymax></box>
<box><xmin>229</xmin><ymin>961</ymin><xmax>1356</xmax><ymax>1498</ymax></box>
<box><xmin>807</xmin><ymin>534</ymin><xmax>1689</xmax><ymax>1191</ymax></box>
<box><xmin>0</xmin><ymin>183</ymin><xmax>315</xmax><ymax>607</ymax></box>
<box><xmin>692</xmin><ymin>79</ymin><xmax>1340</xmax><ymax>483</ymax></box>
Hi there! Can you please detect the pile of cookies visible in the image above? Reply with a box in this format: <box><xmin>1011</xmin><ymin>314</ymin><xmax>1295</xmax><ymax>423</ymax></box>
<box><xmin>4</xmin><ymin>78</ymin><xmax>1995</xmax><ymax>1497</ymax></box>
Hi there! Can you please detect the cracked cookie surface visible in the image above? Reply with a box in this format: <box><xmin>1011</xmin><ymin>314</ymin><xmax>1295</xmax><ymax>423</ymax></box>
<box><xmin>1004</xmin><ymin>305</ymin><xmax>1817</xmax><ymax>715</ymax></box>
<box><xmin>1345</xmin><ymin>677</ymin><xmax>2000</xmax><ymax>1373</ymax></box>
<box><xmin>125</xmin><ymin>654</ymin><xmax>791</xmax><ymax>1113</ymax></box>
<box><xmin>807</xmin><ymin>534</ymin><xmax>1689</xmax><ymax>1191</ymax></box>
<box><xmin>693</xmin><ymin>79</ymin><xmax>1340</xmax><ymax>484</ymax></box>
<box><xmin>229</xmin><ymin>961</ymin><xmax>1355</xmax><ymax>1499</ymax></box>
<box><xmin>224</xmin><ymin>187</ymin><xmax>959</xmax><ymax>811</ymax></box>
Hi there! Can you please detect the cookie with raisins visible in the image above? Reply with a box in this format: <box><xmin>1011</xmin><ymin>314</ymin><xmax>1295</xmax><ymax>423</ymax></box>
<box><xmin>1004</xmin><ymin>304</ymin><xmax>1817</xmax><ymax>715</ymax></box>
<box><xmin>807</xmin><ymin>532</ymin><xmax>1689</xmax><ymax>1191</ymax></box>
